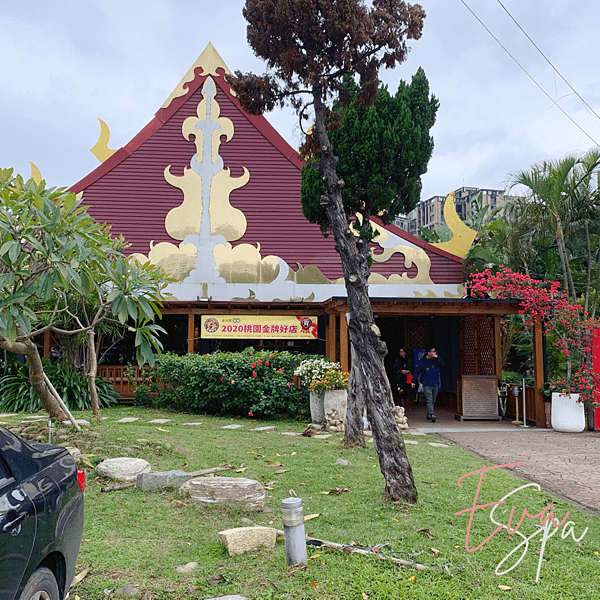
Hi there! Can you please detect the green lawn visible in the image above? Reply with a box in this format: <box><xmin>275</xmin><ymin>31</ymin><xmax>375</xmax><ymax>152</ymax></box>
<box><xmin>4</xmin><ymin>407</ymin><xmax>598</xmax><ymax>599</ymax></box>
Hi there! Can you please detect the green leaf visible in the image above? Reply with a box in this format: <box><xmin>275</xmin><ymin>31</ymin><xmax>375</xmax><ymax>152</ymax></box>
<box><xmin>15</xmin><ymin>312</ymin><xmax>31</xmax><ymax>336</ymax></box>
<box><xmin>111</xmin><ymin>294</ymin><xmax>125</xmax><ymax>318</ymax></box>
<box><xmin>0</xmin><ymin>240</ymin><xmax>14</xmax><ymax>257</ymax></box>
<box><xmin>126</xmin><ymin>297</ymin><xmax>138</xmax><ymax>321</ymax></box>
<box><xmin>38</xmin><ymin>271</ymin><xmax>54</xmax><ymax>302</ymax></box>
<box><xmin>66</xmin><ymin>265</ymin><xmax>81</xmax><ymax>288</ymax></box>
<box><xmin>115</xmin><ymin>258</ymin><xmax>128</xmax><ymax>278</ymax></box>
<box><xmin>8</xmin><ymin>240</ymin><xmax>20</xmax><ymax>263</ymax></box>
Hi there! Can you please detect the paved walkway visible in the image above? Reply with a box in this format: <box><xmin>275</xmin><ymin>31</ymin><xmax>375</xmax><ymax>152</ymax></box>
<box><xmin>404</xmin><ymin>404</ymin><xmax>600</xmax><ymax>514</ymax></box>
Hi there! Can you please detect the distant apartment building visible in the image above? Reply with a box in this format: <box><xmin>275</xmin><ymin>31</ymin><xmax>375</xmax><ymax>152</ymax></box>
<box><xmin>395</xmin><ymin>187</ymin><xmax>504</xmax><ymax>234</ymax></box>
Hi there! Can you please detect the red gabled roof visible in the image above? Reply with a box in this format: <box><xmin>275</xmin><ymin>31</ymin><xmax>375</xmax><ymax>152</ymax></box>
<box><xmin>71</xmin><ymin>46</ymin><xmax>464</xmax><ymax>285</ymax></box>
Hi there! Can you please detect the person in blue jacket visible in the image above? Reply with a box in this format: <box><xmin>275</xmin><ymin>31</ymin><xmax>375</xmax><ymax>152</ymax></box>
<box><xmin>412</xmin><ymin>346</ymin><xmax>445</xmax><ymax>423</ymax></box>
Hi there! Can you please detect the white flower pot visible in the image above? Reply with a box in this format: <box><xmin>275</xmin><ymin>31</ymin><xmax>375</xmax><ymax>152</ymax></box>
<box><xmin>551</xmin><ymin>392</ymin><xmax>585</xmax><ymax>433</ymax></box>
<box><xmin>323</xmin><ymin>389</ymin><xmax>348</xmax><ymax>425</ymax></box>
<box><xmin>310</xmin><ymin>390</ymin><xmax>325</xmax><ymax>423</ymax></box>
<box><xmin>309</xmin><ymin>389</ymin><xmax>348</xmax><ymax>424</ymax></box>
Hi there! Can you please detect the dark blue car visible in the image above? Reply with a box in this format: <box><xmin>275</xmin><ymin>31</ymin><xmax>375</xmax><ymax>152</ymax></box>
<box><xmin>0</xmin><ymin>425</ymin><xmax>84</xmax><ymax>600</ymax></box>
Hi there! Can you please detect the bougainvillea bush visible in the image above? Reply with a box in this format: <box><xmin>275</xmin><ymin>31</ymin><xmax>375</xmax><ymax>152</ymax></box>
<box><xmin>131</xmin><ymin>348</ymin><xmax>316</xmax><ymax>418</ymax></box>
<box><xmin>470</xmin><ymin>266</ymin><xmax>600</xmax><ymax>406</ymax></box>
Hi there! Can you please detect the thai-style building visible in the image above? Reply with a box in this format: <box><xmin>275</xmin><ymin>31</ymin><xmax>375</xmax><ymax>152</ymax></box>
<box><xmin>64</xmin><ymin>44</ymin><xmax>544</xmax><ymax>425</ymax></box>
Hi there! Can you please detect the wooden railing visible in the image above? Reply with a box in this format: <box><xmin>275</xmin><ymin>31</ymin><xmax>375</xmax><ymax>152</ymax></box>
<box><xmin>98</xmin><ymin>365</ymin><xmax>150</xmax><ymax>401</ymax></box>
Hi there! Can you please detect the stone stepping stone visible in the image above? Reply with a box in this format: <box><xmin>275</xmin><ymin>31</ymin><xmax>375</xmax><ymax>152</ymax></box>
<box><xmin>149</xmin><ymin>419</ymin><xmax>171</xmax><ymax>424</ymax></box>
<box><xmin>23</xmin><ymin>416</ymin><xmax>47</xmax><ymax>420</ymax></box>
<box><xmin>280</xmin><ymin>431</ymin><xmax>301</xmax><ymax>436</ymax></box>
<box><xmin>0</xmin><ymin>413</ymin><xmax>17</xmax><ymax>418</ymax></box>
<box><xmin>313</xmin><ymin>434</ymin><xmax>332</xmax><ymax>439</ymax></box>
<box><xmin>184</xmin><ymin>422</ymin><xmax>203</xmax><ymax>426</ymax></box>
<box><xmin>429</xmin><ymin>442</ymin><xmax>448</xmax><ymax>448</ymax></box>
<box><xmin>222</xmin><ymin>424</ymin><xmax>244</xmax><ymax>429</ymax></box>
<box><xmin>405</xmin><ymin>431</ymin><xmax>426</xmax><ymax>435</ymax></box>
<box><xmin>96</xmin><ymin>457</ymin><xmax>151</xmax><ymax>482</ymax></box>
<box><xmin>252</xmin><ymin>426</ymin><xmax>276</xmax><ymax>431</ymax></box>
<box><xmin>117</xmin><ymin>417</ymin><xmax>139</xmax><ymax>423</ymax></box>
<box><xmin>405</xmin><ymin>440</ymin><xmax>419</xmax><ymax>445</ymax></box>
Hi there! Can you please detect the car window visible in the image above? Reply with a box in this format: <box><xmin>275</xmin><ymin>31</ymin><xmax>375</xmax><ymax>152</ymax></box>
<box><xmin>0</xmin><ymin>455</ymin><xmax>13</xmax><ymax>487</ymax></box>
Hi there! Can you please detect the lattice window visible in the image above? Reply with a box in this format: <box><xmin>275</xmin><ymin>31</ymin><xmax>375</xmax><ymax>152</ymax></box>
<box><xmin>462</xmin><ymin>316</ymin><xmax>477</xmax><ymax>375</ymax></box>
<box><xmin>478</xmin><ymin>317</ymin><xmax>495</xmax><ymax>375</ymax></box>
<box><xmin>408</xmin><ymin>322</ymin><xmax>427</xmax><ymax>352</ymax></box>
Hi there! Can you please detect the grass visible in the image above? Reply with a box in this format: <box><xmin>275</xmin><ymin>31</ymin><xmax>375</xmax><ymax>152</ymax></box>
<box><xmin>3</xmin><ymin>406</ymin><xmax>599</xmax><ymax>599</ymax></box>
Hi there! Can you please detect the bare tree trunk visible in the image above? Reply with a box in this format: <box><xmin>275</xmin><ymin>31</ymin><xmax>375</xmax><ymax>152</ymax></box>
<box><xmin>344</xmin><ymin>341</ymin><xmax>365</xmax><ymax>446</ymax></box>
<box><xmin>556</xmin><ymin>217</ymin><xmax>576</xmax><ymax>304</ymax></box>
<box><xmin>313</xmin><ymin>88</ymin><xmax>417</xmax><ymax>503</ymax></box>
<box><xmin>0</xmin><ymin>337</ymin><xmax>67</xmax><ymax>420</ymax></box>
<box><xmin>86</xmin><ymin>329</ymin><xmax>101</xmax><ymax>418</ymax></box>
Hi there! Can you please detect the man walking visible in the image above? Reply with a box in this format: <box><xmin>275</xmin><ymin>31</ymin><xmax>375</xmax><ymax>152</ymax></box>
<box><xmin>413</xmin><ymin>346</ymin><xmax>444</xmax><ymax>423</ymax></box>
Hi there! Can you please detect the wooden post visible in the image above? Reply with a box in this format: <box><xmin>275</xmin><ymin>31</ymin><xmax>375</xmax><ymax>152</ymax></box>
<box><xmin>532</xmin><ymin>319</ymin><xmax>545</xmax><ymax>428</ymax></box>
<box><xmin>326</xmin><ymin>313</ymin><xmax>337</xmax><ymax>363</ymax></box>
<box><xmin>187</xmin><ymin>311</ymin><xmax>195</xmax><ymax>354</ymax></box>
<box><xmin>339</xmin><ymin>309</ymin><xmax>349</xmax><ymax>372</ymax></box>
<box><xmin>43</xmin><ymin>331</ymin><xmax>51</xmax><ymax>359</ymax></box>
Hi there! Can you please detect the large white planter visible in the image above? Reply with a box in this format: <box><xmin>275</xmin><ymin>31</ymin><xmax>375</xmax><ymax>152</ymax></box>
<box><xmin>309</xmin><ymin>390</ymin><xmax>325</xmax><ymax>423</ymax></box>
<box><xmin>323</xmin><ymin>389</ymin><xmax>348</xmax><ymax>424</ymax></box>
<box><xmin>309</xmin><ymin>389</ymin><xmax>348</xmax><ymax>424</ymax></box>
<box><xmin>551</xmin><ymin>392</ymin><xmax>586</xmax><ymax>433</ymax></box>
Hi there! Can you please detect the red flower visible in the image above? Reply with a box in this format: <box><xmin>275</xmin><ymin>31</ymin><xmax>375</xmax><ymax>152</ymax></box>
<box><xmin>253</xmin><ymin>372</ymin><xmax>257</xmax><ymax>377</ymax></box>
<box><xmin>279</xmin><ymin>368</ymin><xmax>283</xmax><ymax>373</ymax></box>
<box><xmin>258</xmin><ymin>359</ymin><xmax>262</xmax><ymax>365</ymax></box>
<box><xmin>251</xmin><ymin>362</ymin><xmax>256</xmax><ymax>368</ymax></box>
<box><xmin>248</xmin><ymin>412</ymin><xmax>253</xmax><ymax>417</ymax></box>
<box><xmin>265</xmin><ymin>361</ymin><xmax>270</xmax><ymax>366</ymax></box>
<box><xmin>287</xmin><ymin>382</ymin><xmax>291</xmax><ymax>387</ymax></box>
<box><xmin>220</xmin><ymin>376</ymin><xmax>223</xmax><ymax>381</ymax></box>
<box><xmin>270</xmin><ymin>354</ymin><xmax>274</xmax><ymax>358</ymax></box>
<box><xmin>231</xmin><ymin>379</ymin><xmax>235</xmax><ymax>385</ymax></box>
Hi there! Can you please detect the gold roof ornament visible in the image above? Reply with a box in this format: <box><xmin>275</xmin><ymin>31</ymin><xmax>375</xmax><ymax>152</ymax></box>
<box><xmin>161</xmin><ymin>43</ymin><xmax>231</xmax><ymax>110</ymax></box>
<box><xmin>432</xmin><ymin>192</ymin><xmax>477</xmax><ymax>258</ymax></box>
<box><xmin>91</xmin><ymin>118</ymin><xmax>117</xmax><ymax>163</ymax></box>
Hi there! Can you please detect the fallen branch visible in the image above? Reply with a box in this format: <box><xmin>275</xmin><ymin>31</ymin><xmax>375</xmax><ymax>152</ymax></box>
<box><xmin>100</xmin><ymin>482</ymin><xmax>136</xmax><ymax>493</ymax></box>
<box><xmin>275</xmin><ymin>531</ymin><xmax>442</xmax><ymax>573</ymax></box>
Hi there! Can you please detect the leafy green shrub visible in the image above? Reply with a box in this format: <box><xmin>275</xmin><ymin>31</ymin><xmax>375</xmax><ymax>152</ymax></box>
<box><xmin>0</xmin><ymin>359</ymin><xmax>118</xmax><ymax>413</ymax></box>
<box><xmin>133</xmin><ymin>348</ymin><xmax>319</xmax><ymax>418</ymax></box>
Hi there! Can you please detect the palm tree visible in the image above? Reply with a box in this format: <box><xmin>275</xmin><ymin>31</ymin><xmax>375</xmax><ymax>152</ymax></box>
<box><xmin>507</xmin><ymin>150</ymin><xmax>600</xmax><ymax>306</ymax></box>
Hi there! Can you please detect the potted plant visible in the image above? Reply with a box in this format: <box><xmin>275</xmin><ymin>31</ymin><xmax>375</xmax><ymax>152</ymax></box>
<box><xmin>471</xmin><ymin>267</ymin><xmax>600</xmax><ymax>432</ymax></box>
<box><xmin>294</xmin><ymin>358</ymin><xmax>348</xmax><ymax>423</ymax></box>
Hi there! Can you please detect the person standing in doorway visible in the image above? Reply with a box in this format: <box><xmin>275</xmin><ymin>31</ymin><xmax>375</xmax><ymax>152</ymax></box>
<box><xmin>413</xmin><ymin>346</ymin><xmax>444</xmax><ymax>423</ymax></box>
<box><xmin>393</xmin><ymin>347</ymin><xmax>413</xmax><ymax>407</ymax></box>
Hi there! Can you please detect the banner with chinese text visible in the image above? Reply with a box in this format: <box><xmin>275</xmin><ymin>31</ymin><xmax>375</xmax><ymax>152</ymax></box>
<box><xmin>201</xmin><ymin>315</ymin><xmax>319</xmax><ymax>339</ymax></box>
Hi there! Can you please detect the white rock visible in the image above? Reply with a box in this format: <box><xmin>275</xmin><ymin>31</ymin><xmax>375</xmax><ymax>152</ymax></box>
<box><xmin>174</xmin><ymin>562</ymin><xmax>199</xmax><ymax>573</ymax></box>
<box><xmin>218</xmin><ymin>526</ymin><xmax>277</xmax><ymax>556</ymax></box>
<box><xmin>66</xmin><ymin>447</ymin><xmax>83</xmax><ymax>460</ymax></box>
<box><xmin>189</xmin><ymin>477</ymin><xmax>265</xmax><ymax>510</ymax></box>
<box><xmin>96</xmin><ymin>457</ymin><xmax>151</xmax><ymax>482</ymax></box>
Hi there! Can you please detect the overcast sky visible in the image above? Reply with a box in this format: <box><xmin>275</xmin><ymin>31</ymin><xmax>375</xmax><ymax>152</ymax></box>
<box><xmin>1</xmin><ymin>0</ymin><xmax>598</xmax><ymax>202</ymax></box>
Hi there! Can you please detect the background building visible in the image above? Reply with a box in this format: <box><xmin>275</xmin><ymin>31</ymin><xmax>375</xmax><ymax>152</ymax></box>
<box><xmin>395</xmin><ymin>187</ymin><xmax>504</xmax><ymax>233</ymax></box>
